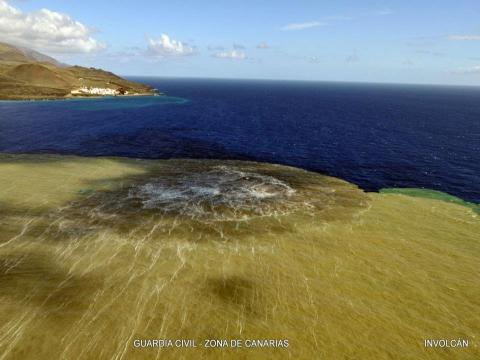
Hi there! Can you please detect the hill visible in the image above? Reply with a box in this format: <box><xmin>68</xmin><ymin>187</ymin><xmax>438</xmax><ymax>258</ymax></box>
<box><xmin>0</xmin><ymin>42</ymin><xmax>154</xmax><ymax>100</ymax></box>
<box><xmin>6</xmin><ymin>63</ymin><xmax>72</xmax><ymax>88</ymax></box>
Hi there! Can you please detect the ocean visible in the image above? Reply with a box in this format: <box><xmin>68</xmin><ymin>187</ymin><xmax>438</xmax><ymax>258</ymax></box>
<box><xmin>1</xmin><ymin>78</ymin><xmax>479</xmax><ymax>359</ymax></box>
<box><xmin>1</xmin><ymin>78</ymin><xmax>479</xmax><ymax>202</ymax></box>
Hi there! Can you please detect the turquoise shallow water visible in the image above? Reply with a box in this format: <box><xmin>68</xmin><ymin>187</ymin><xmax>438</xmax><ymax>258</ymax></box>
<box><xmin>0</xmin><ymin>95</ymin><xmax>188</xmax><ymax>110</ymax></box>
<box><xmin>60</xmin><ymin>96</ymin><xmax>189</xmax><ymax>111</ymax></box>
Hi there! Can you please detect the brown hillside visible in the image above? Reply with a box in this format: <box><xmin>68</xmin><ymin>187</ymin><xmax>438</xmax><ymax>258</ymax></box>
<box><xmin>0</xmin><ymin>43</ymin><xmax>30</xmax><ymax>63</ymax></box>
<box><xmin>6</xmin><ymin>63</ymin><xmax>70</xmax><ymax>89</ymax></box>
<box><xmin>0</xmin><ymin>42</ymin><xmax>154</xmax><ymax>100</ymax></box>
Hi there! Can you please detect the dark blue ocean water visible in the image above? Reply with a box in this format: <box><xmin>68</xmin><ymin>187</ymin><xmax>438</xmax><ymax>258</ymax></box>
<box><xmin>0</xmin><ymin>78</ymin><xmax>479</xmax><ymax>202</ymax></box>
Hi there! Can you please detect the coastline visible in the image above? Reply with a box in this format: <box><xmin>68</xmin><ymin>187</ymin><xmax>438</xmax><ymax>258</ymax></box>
<box><xmin>0</xmin><ymin>91</ymin><xmax>160</xmax><ymax>102</ymax></box>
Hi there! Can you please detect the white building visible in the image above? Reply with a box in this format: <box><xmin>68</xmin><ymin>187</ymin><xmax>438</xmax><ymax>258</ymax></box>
<box><xmin>71</xmin><ymin>87</ymin><xmax>121</xmax><ymax>96</ymax></box>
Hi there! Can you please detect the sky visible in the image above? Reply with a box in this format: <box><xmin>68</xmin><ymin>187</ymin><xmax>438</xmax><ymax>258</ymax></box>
<box><xmin>1</xmin><ymin>0</ymin><xmax>480</xmax><ymax>85</ymax></box>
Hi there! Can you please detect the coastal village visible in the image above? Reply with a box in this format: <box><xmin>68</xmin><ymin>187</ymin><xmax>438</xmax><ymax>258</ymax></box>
<box><xmin>70</xmin><ymin>86</ymin><xmax>130</xmax><ymax>96</ymax></box>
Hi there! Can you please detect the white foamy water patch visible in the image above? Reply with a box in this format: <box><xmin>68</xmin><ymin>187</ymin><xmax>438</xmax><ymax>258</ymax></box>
<box><xmin>129</xmin><ymin>166</ymin><xmax>301</xmax><ymax>221</ymax></box>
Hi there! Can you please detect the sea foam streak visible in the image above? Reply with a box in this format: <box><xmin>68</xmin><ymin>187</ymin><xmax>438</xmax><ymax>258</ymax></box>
<box><xmin>129</xmin><ymin>166</ymin><xmax>298</xmax><ymax>221</ymax></box>
<box><xmin>0</xmin><ymin>155</ymin><xmax>478</xmax><ymax>360</ymax></box>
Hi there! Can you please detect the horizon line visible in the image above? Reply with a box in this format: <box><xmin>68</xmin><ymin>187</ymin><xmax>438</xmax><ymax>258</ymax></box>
<box><xmin>120</xmin><ymin>75</ymin><xmax>480</xmax><ymax>89</ymax></box>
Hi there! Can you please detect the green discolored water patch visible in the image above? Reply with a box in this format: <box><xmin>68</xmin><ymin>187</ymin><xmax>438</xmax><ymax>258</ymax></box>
<box><xmin>380</xmin><ymin>187</ymin><xmax>480</xmax><ymax>214</ymax></box>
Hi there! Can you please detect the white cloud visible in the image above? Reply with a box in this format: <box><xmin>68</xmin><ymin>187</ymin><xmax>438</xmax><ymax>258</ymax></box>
<box><xmin>0</xmin><ymin>0</ymin><xmax>104</xmax><ymax>54</ymax></box>
<box><xmin>416</xmin><ymin>50</ymin><xmax>445</xmax><ymax>57</ymax></box>
<box><xmin>281</xmin><ymin>21</ymin><xmax>326</xmax><ymax>31</ymax></box>
<box><xmin>307</xmin><ymin>56</ymin><xmax>321</xmax><ymax>64</ymax></box>
<box><xmin>213</xmin><ymin>50</ymin><xmax>246</xmax><ymax>60</ymax></box>
<box><xmin>453</xmin><ymin>65</ymin><xmax>480</xmax><ymax>74</ymax></box>
<box><xmin>367</xmin><ymin>9</ymin><xmax>394</xmax><ymax>16</ymax></box>
<box><xmin>448</xmin><ymin>35</ymin><xmax>480</xmax><ymax>41</ymax></box>
<box><xmin>322</xmin><ymin>15</ymin><xmax>353</xmax><ymax>21</ymax></box>
<box><xmin>207</xmin><ymin>45</ymin><xmax>224</xmax><ymax>51</ymax></box>
<box><xmin>256</xmin><ymin>42</ymin><xmax>269</xmax><ymax>49</ymax></box>
<box><xmin>147</xmin><ymin>34</ymin><xmax>195</xmax><ymax>57</ymax></box>
<box><xmin>281</xmin><ymin>8</ymin><xmax>392</xmax><ymax>32</ymax></box>
<box><xmin>346</xmin><ymin>53</ymin><xmax>359</xmax><ymax>63</ymax></box>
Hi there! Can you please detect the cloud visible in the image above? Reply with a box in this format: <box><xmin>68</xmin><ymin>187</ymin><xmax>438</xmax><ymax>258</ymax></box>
<box><xmin>448</xmin><ymin>35</ymin><xmax>480</xmax><ymax>41</ymax></box>
<box><xmin>102</xmin><ymin>47</ymin><xmax>143</xmax><ymax>63</ymax></box>
<box><xmin>346</xmin><ymin>52</ymin><xmax>359</xmax><ymax>63</ymax></box>
<box><xmin>322</xmin><ymin>15</ymin><xmax>353</xmax><ymax>21</ymax></box>
<box><xmin>307</xmin><ymin>56</ymin><xmax>321</xmax><ymax>64</ymax></box>
<box><xmin>213</xmin><ymin>49</ymin><xmax>246</xmax><ymax>60</ymax></box>
<box><xmin>280</xmin><ymin>8</ymin><xmax>392</xmax><ymax>32</ymax></box>
<box><xmin>147</xmin><ymin>34</ymin><xmax>195</xmax><ymax>57</ymax></box>
<box><xmin>453</xmin><ymin>65</ymin><xmax>480</xmax><ymax>74</ymax></box>
<box><xmin>256</xmin><ymin>42</ymin><xmax>269</xmax><ymax>49</ymax></box>
<box><xmin>207</xmin><ymin>45</ymin><xmax>224</xmax><ymax>51</ymax></box>
<box><xmin>233</xmin><ymin>43</ymin><xmax>245</xmax><ymax>50</ymax></box>
<box><xmin>406</xmin><ymin>36</ymin><xmax>437</xmax><ymax>48</ymax></box>
<box><xmin>415</xmin><ymin>50</ymin><xmax>445</xmax><ymax>57</ymax></box>
<box><xmin>0</xmin><ymin>0</ymin><xmax>104</xmax><ymax>54</ymax></box>
<box><xmin>281</xmin><ymin>21</ymin><xmax>326</xmax><ymax>31</ymax></box>
<box><xmin>367</xmin><ymin>9</ymin><xmax>394</xmax><ymax>16</ymax></box>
